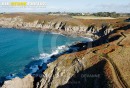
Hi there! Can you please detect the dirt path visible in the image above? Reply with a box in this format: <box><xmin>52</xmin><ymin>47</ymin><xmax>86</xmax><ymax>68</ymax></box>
<box><xmin>105</xmin><ymin>58</ymin><xmax>127</xmax><ymax>88</ymax></box>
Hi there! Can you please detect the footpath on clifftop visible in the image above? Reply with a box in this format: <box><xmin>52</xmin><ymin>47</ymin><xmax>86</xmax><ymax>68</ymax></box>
<box><xmin>1</xmin><ymin>14</ymin><xmax>130</xmax><ymax>88</ymax></box>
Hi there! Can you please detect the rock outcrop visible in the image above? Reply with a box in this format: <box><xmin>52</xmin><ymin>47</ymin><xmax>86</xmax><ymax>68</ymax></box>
<box><xmin>0</xmin><ymin>16</ymin><xmax>113</xmax><ymax>38</ymax></box>
<box><xmin>2</xmin><ymin>75</ymin><xmax>34</xmax><ymax>88</ymax></box>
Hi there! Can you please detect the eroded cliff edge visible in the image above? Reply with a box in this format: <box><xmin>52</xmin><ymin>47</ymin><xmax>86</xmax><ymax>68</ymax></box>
<box><xmin>1</xmin><ymin>14</ymin><xmax>130</xmax><ymax>88</ymax></box>
<box><xmin>35</xmin><ymin>24</ymin><xmax>130</xmax><ymax>88</ymax></box>
<box><xmin>0</xmin><ymin>15</ymin><xmax>115</xmax><ymax>39</ymax></box>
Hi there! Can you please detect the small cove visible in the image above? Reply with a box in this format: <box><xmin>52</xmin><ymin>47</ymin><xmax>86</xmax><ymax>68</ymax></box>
<box><xmin>0</xmin><ymin>28</ymin><xmax>92</xmax><ymax>82</ymax></box>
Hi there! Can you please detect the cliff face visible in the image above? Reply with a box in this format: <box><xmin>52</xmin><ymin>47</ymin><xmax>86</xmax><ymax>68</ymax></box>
<box><xmin>2</xmin><ymin>75</ymin><xmax>34</xmax><ymax>88</ymax></box>
<box><xmin>0</xmin><ymin>16</ymin><xmax>113</xmax><ymax>38</ymax></box>
<box><xmin>36</xmin><ymin>24</ymin><xmax>130</xmax><ymax>88</ymax></box>
<box><xmin>1</xmin><ymin>15</ymin><xmax>130</xmax><ymax>88</ymax></box>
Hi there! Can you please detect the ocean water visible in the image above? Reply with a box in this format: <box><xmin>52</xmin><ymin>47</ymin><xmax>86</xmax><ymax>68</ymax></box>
<box><xmin>0</xmin><ymin>28</ymin><xmax>91</xmax><ymax>81</ymax></box>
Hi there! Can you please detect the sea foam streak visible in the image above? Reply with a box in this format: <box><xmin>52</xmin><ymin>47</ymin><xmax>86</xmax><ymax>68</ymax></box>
<box><xmin>39</xmin><ymin>45</ymin><xmax>69</xmax><ymax>63</ymax></box>
<box><xmin>27</xmin><ymin>45</ymin><xmax>69</xmax><ymax>75</ymax></box>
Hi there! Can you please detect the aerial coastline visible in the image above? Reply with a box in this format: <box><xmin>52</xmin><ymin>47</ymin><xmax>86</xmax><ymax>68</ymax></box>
<box><xmin>0</xmin><ymin>12</ymin><xmax>130</xmax><ymax>88</ymax></box>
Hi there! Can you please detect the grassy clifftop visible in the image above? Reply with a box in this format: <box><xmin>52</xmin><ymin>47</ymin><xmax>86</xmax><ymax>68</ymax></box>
<box><xmin>0</xmin><ymin>13</ymin><xmax>129</xmax><ymax>28</ymax></box>
<box><xmin>36</xmin><ymin>24</ymin><xmax>130</xmax><ymax>88</ymax></box>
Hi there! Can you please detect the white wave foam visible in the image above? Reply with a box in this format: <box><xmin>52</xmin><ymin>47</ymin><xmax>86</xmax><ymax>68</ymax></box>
<box><xmin>81</xmin><ymin>36</ymin><xmax>93</xmax><ymax>42</ymax></box>
<box><xmin>38</xmin><ymin>45</ymin><xmax>69</xmax><ymax>63</ymax></box>
<box><xmin>87</xmin><ymin>37</ymin><xmax>93</xmax><ymax>41</ymax></box>
<box><xmin>39</xmin><ymin>53</ymin><xmax>51</xmax><ymax>63</ymax></box>
<box><xmin>78</xmin><ymin>37</ymin><xmax>93</xmax><ymax>44</ymax></box>
<box><xmin>51</xmin><ymin>32</ymin><xmax>65</xmax><ymax>36</ymax></box>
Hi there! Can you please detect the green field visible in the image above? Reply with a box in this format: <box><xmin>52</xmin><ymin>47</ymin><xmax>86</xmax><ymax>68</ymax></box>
<box><xmin>72</xmin><ymin>16</ymin><xmax>116</xmax><ymax>20</ymax></box>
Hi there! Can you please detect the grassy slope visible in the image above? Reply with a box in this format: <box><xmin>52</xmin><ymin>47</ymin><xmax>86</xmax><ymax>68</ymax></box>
<box><xmin>0</xmin><ymin>13</ymin><xmax>129</xmax><ymax>28</ymax></box>
<box><xmin>57</xmin><ymin>24</ymin><xmax>130</xmax><ymax>87</ymax></box>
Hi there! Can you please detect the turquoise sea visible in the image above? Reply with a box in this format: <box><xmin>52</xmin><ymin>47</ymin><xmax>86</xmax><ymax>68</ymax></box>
<box><xmin>0</xmin><ymin>28</ymin><xmax>91</xmax><ymax>82</ymax></box>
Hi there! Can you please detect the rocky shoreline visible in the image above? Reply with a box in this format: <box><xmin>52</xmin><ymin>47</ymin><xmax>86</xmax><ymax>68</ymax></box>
<box><xmin>0</xmin><ymin>16</ymin><xmax>114</xmax><ymax>39</ymax></box>
<box><xmin>1</xmin><ymin>15</ymin><xmax>130</xmax><ymax>88</ymax></box>
<box><xmin>0</xmin><ymin>29</ymin><xmax>92</xmax><ymax>86</ymax></box>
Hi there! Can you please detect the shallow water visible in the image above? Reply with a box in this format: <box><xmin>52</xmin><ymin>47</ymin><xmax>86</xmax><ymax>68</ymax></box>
<box><xmin>0</xmin><ymin>28</ymin><xmax>90</xmax><ymax>81</ymax></box>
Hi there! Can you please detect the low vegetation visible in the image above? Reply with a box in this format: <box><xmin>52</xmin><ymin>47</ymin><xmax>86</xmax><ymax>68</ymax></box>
<box><xmin>0</xmin><ymin>13</ymin><xmax>129</xmax><ymax>28</ymax></box>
